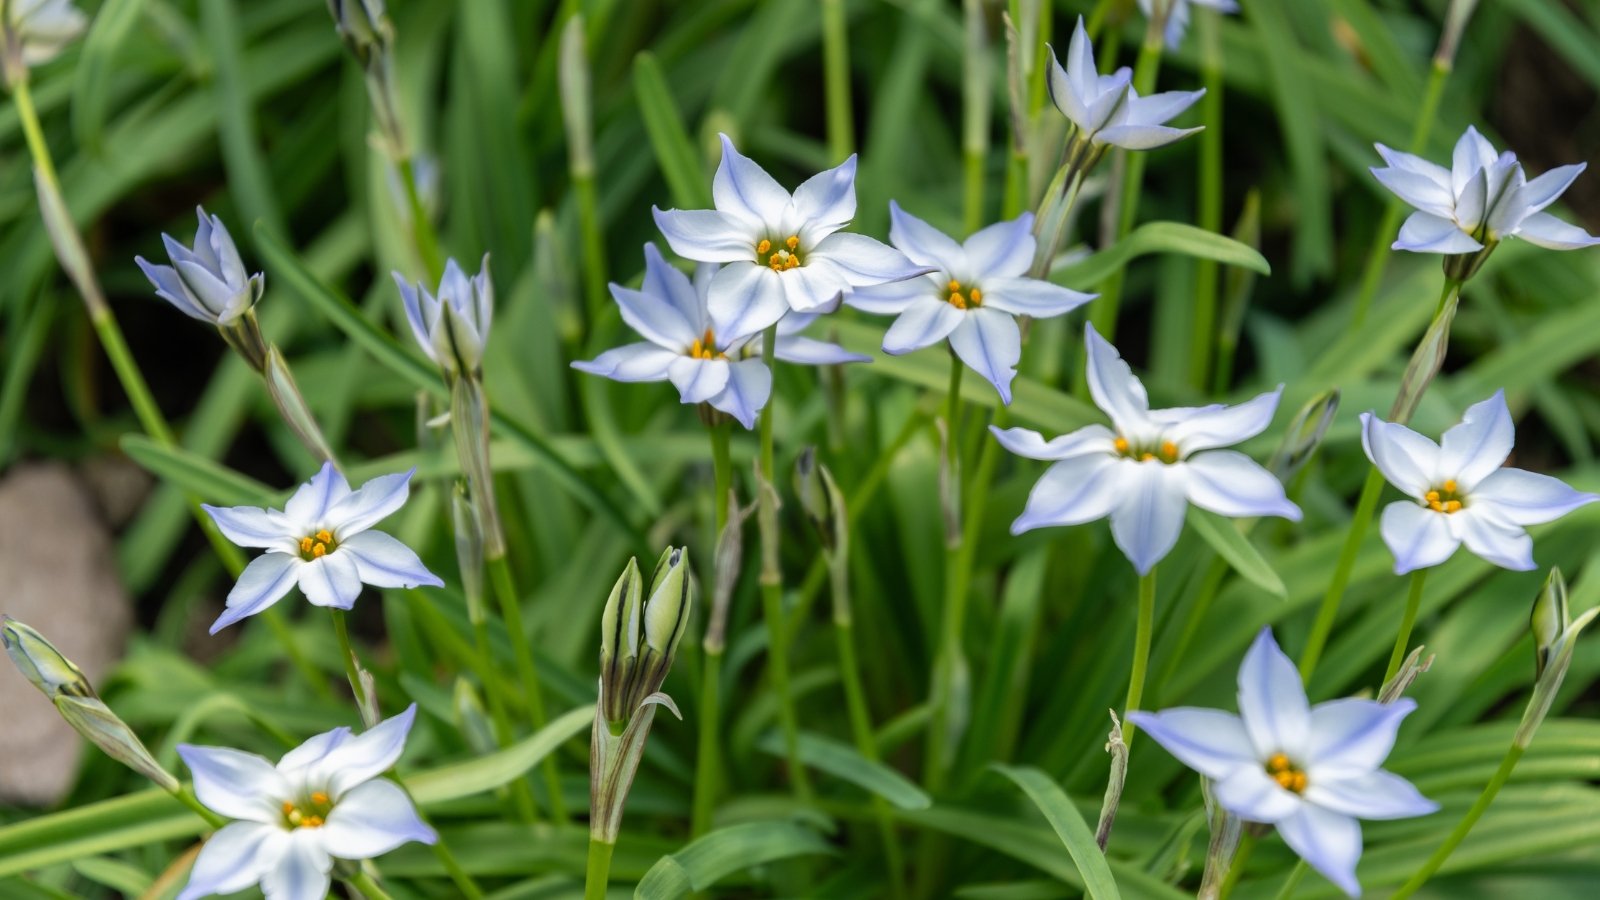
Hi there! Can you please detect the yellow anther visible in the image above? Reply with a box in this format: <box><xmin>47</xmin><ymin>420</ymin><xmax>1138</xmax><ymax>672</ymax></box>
<box><xmin>1140</xmin><ymin>452</ymin><xmax>1155</xmax><ymax>462</ymax></box>
<box><xmin>1425</xmin><ymin>490</ymin><xmax>1440</xmax><ymax>503</ymax></box>
<box><xmin>785</xmin><ymin>255</ymin><xmax>799</xmax><ymax>270</ymax></box>
<box><xmin>1160</xmin><ymin>441</ymin><xmax>1179</xmax><ymax>462</ymax></box>
<box><xmin>1113</xmin><ymin>437</ymin><xmax>1130</xmax><ymax>454</ymax></box>
<box><xmin>1272</xmin><ymin>770</ymin><xmax>1296</xmax><ymax>790</ymax></box>
<box><xmin>1266</xmin><ymin>753</ymin><xmax>1290</xmax><ymax>773</ymax></box>
<box><xmin>948</xmin><ymin>279</ymin><xmax>962</xmax><ymax>292</ymax></box>
<box><xmin>310</xmin><ymin>791</ymin><xmax>330</xmax><ymax>807</ymax></box>
<box><xmin>300</xmin><ymin>815</ymin><xmax>324</xmax><ymax>828</ymax></box>
<box><xmin>1445</xmin><ymin>500</ymin><xmax>1462</xmax><ymax>513</ymax></box>
<box><xmin>969</xmin><ymin>288</ymin><xmax>982</xmax><ymax>305</ymax></box>
<box><xmin>756</xmin><ymin>239</ymin><xmax>771</xmax><ymax>255</ymax></box>
<box><xmin>312</xmin><ymin>543</ymin><xmax>327</xmax><ymax>558</ymax></box>
<box><xmin>786</xmin><ymin>235</ymin><xmax>800</xmax><ymax>250</ymax></box>
<box><xmin>1429</xmin><ymin>500</ymin><xmax>1444</xmax><ymax>512</ymax></box>
<box><xmin>1443</xmin><ymin>479</ymin><xmax>1457</xmax><ymax>494</ymax></box>
<box><xmin>949</xmin><ymin>291</ymin><xmax>968</xmax><ymax>309</ymax></box>
<box><xmin>300</xmin><ymin>537</ymin><xmax>314</xmax><ymax>554</ymax></box>
<box><xmin>282</xmin><ymin>801</ymin><xmax>295</xmax><ymax>815</ymax></box>
<box><xmin>315</xmin><ymin>530</ymin><xmax>333</xmax><ymax>545</ymax></box>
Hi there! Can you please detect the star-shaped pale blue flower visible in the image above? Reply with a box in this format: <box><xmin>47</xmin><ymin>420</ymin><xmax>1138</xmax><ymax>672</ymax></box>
<box><xmin>994</xmin><ymin>324</ymin><xmax>1299</xmax><ymax>574</ymax></box>
<box><xmin>177</xmin><ymin>704</ymin><xmax>436</xmax><ymax>900</ymax></box>
<box><xmin>651</xmin><ymin>135</ymin><xmax>928</xmax><ymax>336</ymax></box>
<box><xmin>1362</xmin><ymin>390</ymin><xmax>1597</xmax><ymax>575</ymax></box>
<box><xmin>1046</xmin><ymin>16</ymin><xmax>1205</xmax><ymax>151</ymax></box>
<box><xmin>573</xmin><ymin>243</ymin><xmax>870</xmax><ymax>429</ymax></box>
<box><xmin>136</xmin><ymin>207</ymin><xmax>264</xmax><ymax>326</ymax></box>
<box><xmin>1372</xmin><ymin>126</ymin><xmax>1598</xmax><ymax>254</ymax></box>
<box><xmin>393</xmin><ymin>254</ymin><xmax>494</xmax><ymax>374</ymax></box>
<box><xmin>1138</xmin><ymin>0</ymin><xmax>1238</xmax><ymax>49</ymax></box>
<box><xmin>202</xmin><ymin>463</ymin><xmax>442</xmax><ymax>633</ymax></box>
<box><xmin>1131</xmin><ymin>629</ymin><xmax>1438</xmax><ymax>898</ymax></box>
<box><xmin>847</xmin><ymin>202</ymin><xmax>1094</xmax><ymax>403</ymax></box>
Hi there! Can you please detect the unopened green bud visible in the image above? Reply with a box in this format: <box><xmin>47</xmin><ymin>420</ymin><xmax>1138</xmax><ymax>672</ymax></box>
<box><xmin>2</xmin><ymin>617</ymin><xmax>178</xmax><ymax>792</ymax></box>
<box><xmin>599</xmin><ymin>550</ymin><xmax>694</xmax><ymax>731</ymax></box>
<box><xmin>325</xmin><ymin>0</ymin><xmax>389</xmax><ymax>65</ymax></box>
<box><xmin>793</xmin><ymin>447</ymin><xmax>847</xmax><ymax>556</ymax></box>
<box><xmin>1269</xmin><ymin>389</ymin><xmax>1340</xmax><ymax>482</ymax></box>
<box><xmin>599</xmin><ymin>558</ymin><xmax>644</xmax><ymax>728</ymax></box>
<box><xmin>1530</xmin><ymin>567</ymin><xmax>1570</xmax><ymax>681</ymax></box>
<box><xmin>644</xmin><ymin>547</ymin><xmax>692</xmax><ymax>660</ymax></box>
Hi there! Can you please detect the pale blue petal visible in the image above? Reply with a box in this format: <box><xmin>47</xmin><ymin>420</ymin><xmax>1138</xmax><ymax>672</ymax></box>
<box><xmin>779</xmin><ymin>261</ymin><xmax>852</xmax><ymax>314</ymax></box>
<box><xmin>887</xmin><ymin>200</ymin><xmax>964</xmax><ymax>271</ymax></box>
<box><xmin>774</xmin><ymin>335</ymin><xmax>871</xmax><ymax>366</ymax></box>
<box><xmin>611</xmin><ymin>285</ymin><xmax>698</xmax><ymax>349</ymax></box>
<box><xmin>1125</xmin><ymin>708</ymin><xmax>1256</xmax><ymax>780</ymax></box>
<box><xmin>948</xmin><ymin>309</ymin><xmax>1021</xmax><ymax>404</ymax></box>
<box><xmin>963</xmin><ymin>214</ymin><xmax>1035</xmax><ymax>279</ymax></box>
<box><xmin>1451</xmin><ymin>126</ymin><xmax>1500</xmax><ymax>196</ymax></box>
<box><xmin>1276</xmin><ymin>806</ymin><xmax>1363</xmax><ymax>898</ymax></box>
<box><xmin>1084</xmin><ymin>323</ymin><xmax>1153</xmax><ymax>437</ymax></box>
<box><xmin>881</xmin><ymin>298</ymin><xmax>964</xmax><ymax>355</ymax></box>
<box><xmin>1237</xmin><ymin>628</ymin><xmax>1311</xmax><ymax>759</ymax></box>
<box><xmin>278</xmin><ymin>727</ymin><xmax>352</xmax><ymax>772</ymax></box>
<box><xmin>1449</xmin><ymin>508</ymin><xmax>1534</xmax><ymax>571</ymax></box>
<box><xmin>1095</xmin><ymin>123</ymin><xmax>1201</xmax><ymax>151</ymax></box>
<box><xmin>259</xmin><ymin>831</ymin><xmax>332</xmax><ymax>900</ymax></box>
<box><xmin>1168</xmin><ymin>386</ymin><xmax>1283</xmax><ymax>452</ymax></box>
<box><xmin>1306</xmin><ymin>770</ymin><xmax>1438</xmax><ymax>822</ymax></box>
<box><xmin>1393</xmin><ymin>210</ymin><xmax>1482</xmax><ymax>254</ymax></box>
<box><xmin>1379</xmin><ymin>501</ymin><xmax>1459</xmax><ymax>575</ymax></box>
<box><xmin>1519</xmin><ymin>163</ymin><xmax>1585</xmax><ymax>214</ymax></box>
<box><xmin>991</xmin><ymin>423</ymin><xmax>1116</xmax><ymax>460</ymax></box>
<box><xmin>1108</xmin><ymin>461</ymin><xmax>1188</xmax><ymax>574</ymax></box>
<box><xmin>1454</xmin><ymin>168</ymin><xmax>1488</xmax><ymax>232</ymax></box>
<box><xmin>177</xmin><ymin>744</ymin><xmax>289</xmax><ymax>823</ymax></box>
<box><xmin>316</xmin><ymin>704</ymin><xmax>418</xmax><ymax>798</ymax></box>
<box><xmin>1213</xmin><ymin>766</ymin><xmax>1303</xmax><ymax>824</ymax></box>
<box><xmin>175</xmin><ymin>259</ymin><xmax>239</xmax><ymax>318</ymax></box>
<box><xmin>1374</xmin><ymin>144</ymin><xmax>1451</xmax><ymax>190</ymax></box>
<box><xmin>1370</xmin><ymin>166</ymin><xmax>1455</xmax><ymax>218</ymax></box>
<box><xmin>327</xmin><ymin>470</ymin><xmax>415</xmax><ymax>537</ymax></box>
<box><xmin>1183</xmin><ymin>450</ymin><xmax>1302</xmax><ymax>520</ymax></box>
<box><xmin>285</xmin><ymin>462</ymin><xmax>353</xmax><ymax>529</ymax></box>
<box><xmin>712</xmin><ymin>134</ymin><xmax>791</xmax><ymax>227</ymax></box>
<box><xmin>204</xmin><ymin>504</ymin><xmax>293</xmax><ymax>550</ymax></box>
<box><xmin>846</xmin><ymin>276</ymin><xmax>937</xmax><ymax>314</ymax></box>
<box><xmin>1359</xmin><ymin>413</ymin><xmax>1438</xmax><ymax>499</ymax></box>
<box><xmin>652</xmin><ymin>207</ymin><xmax>756</xmax><ymax>263</ymax></box>
<box><xmin>1471</xmin><ymin>467</ymin><xmax>1598</xmax><ymax>526</ymax></box>
<box><xmin>1306</xmin><ymin>698</ymin><xmax>1416</xmax><ymax>775</ymax></box>
<box><xmin>811</xmin><ymin>232</ymin><xmax>930</xmax><ymax>286</ymax></box>
<box><xmin>571</xmin><ymin>343</ymin><xmax>679</xmax><ymax>382</ymax></box>
<box><xmin>320</xmin><ymin>780</ymin><xmax>437</xmax><ymax>859</ymax></box>
<box><xmin>391</xmin><ymin>272</ymin><xmax>436</xmax><ymax>362</ymax></box>
<box><xmin>1012</xmin><ymin>453</ymin><xmax>1122</xmax><ymax>533</ymax></box>
<box><xmin>338</xmin><ymin>531</ymin><xmax>442</xmax><ymax>590</ymax></box>
<box><xmin>137</xmin><ymin>257</ymin><xmax>212</xmax><ymax>322</ymax></box>
<box><xmin>709</xmin><ymin>359</ymin><xmax>772</xmax><ymax>430</ymax></box>
<box><xmin>708</xmin><ymin>262</ymin><xmax>790</xmax><ymax>337</ymax></box>
<box><xmin>297</xmin><ymin>552</ymin><xmax>363</xmax><ymax>609</ymax></box>
<box><xmin>176</xmin><ymin>823</ymin><xmax>287</xmax><ymax>900</ymax></box>
<box><xmin>792</xmin><ymin>155</ymin><xmax>858</xmax><ymax>232</ymax></box>
<box><xmin>1124</xmin><ymin>88</ymin><xmax>1205</xmax><ymax>127</ymax></box>
<box><xmin>979</xmin><ymin>276</ymin><xmax>1093</xmax><ymax>318</ymax></box>
<box><xmin>642</xmin><ymin>243</ymin><xmax>707</xmax><ymax>333</ymax></box>
<box><xmin>1045</xmin><ymin>42</ymin><xmax>1090</xmax><ymax>132</ymax></box>
<box><xmin>1514</xmin><ymin>211</ymin><xmax>1600</xmax><ymax>250</ymax></box>
<box><xmin>1438</xmin><ymin>390</ymin><xmax>1513</xmax><ymax>489</ymax></box>
<box><xmin>668</xmin><ymin>356</ymin><xmax>731</xmax><ymax>404</ymax></box>
<box><xmin>212</xmin><ymin>553</ymin><xmax>301</xmax><ymax>634</ymax></box>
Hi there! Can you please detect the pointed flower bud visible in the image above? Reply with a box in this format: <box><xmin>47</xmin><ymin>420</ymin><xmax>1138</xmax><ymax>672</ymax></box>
<box><xmin>1268</xmin><ymin>389</ymin><xmax>1339</xmax><ymax>482</ymax></box>
<box><xmin>1518</xmin><ymin>568</ymin><xmax>1600</xmax><ymax>749</ymax></box>
<box><xmin>325</xmin><ymin>0</ymin><xmax>389</xmax><ymax>65</ymax></box>
<box><xmin>598</xmin><ymin>550</ymin><xmax>693</xmax><ymax>731</ymax></box>
<box><xmin>136</xmin><ymin>207</ymin><xmax>265</xmax><ymax>328</ymax></box>
<box><xmin>394</xmin><ymin>255</ymin><xmax>495</xmax><ymax>376</ymax></box>
<box><xmin>599</xmin><ymin>558</ymin><xmax>644</xmax><ymax>729</ymax></box>
<box><xmin>3</xmin><ymin>617</ymin><xmax>178</xmax><ymax>792</ymax></box>
<box><xmin>1530</xmin><ymin>567</ymin><xmax>1571</xmax><ymax>681</ymax></box>
<box><xmin>794</xmin><ymin>447</ymin><xmax>847</xmax><ymax>556</ymax></box>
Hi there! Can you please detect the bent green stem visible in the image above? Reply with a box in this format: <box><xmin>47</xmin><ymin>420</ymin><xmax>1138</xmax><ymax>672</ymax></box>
<box><xmin>488</xmin><ymin>554</ymin><xmax>568</xmax><ymax>821</ymax></box>
<box><xmin>1384</xmin><ymin>570</ymin><xmax>1429</xmax><ymax>684</ymax></box>
<box><xmin>1121</xmin><ymin>568</ymin><xmax>1157</xmax><ymax>747</ymax></box>
<box><xmin>1390</xmin><ymin>743</ymin><xmax>1524</xmax><ymax>899</ymax></box>
<box><xmin>172</xmin><ymin>784</ymin><xmax>228</xmax><ymax>830</ymax></box>
<box><xmin>758</xmin><ymin>324</ymin><xmax>811</xmax><ymax>799</ymax></box>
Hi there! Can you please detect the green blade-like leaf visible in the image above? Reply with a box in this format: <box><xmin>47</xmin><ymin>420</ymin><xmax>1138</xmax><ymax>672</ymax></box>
<box><xmin>120</xmin><ymin>434</ymin><xmax>275</xmax><ymax>507</ymax></box>
<box><xmin>407</xmin><ymin>704</ymin><xmax>595</xmax><ymax>805</ymax></box>
<box><xmin>633</xmin><ymin>51</ymin><xmax>710</xmax><ymax>209</ymax></box>
<box><xmin>1054</xmin><ymin>222</ymin><xmax>1272</xmax><ymax>290</ymax></box>
<box><xmin>991</xmin><ymin>765</ymin><xmax>1121</xmax><ymax>900</ymax></box>
<box><xmin>634</xmin><ymin>821</ymin><xmax>837</xmax><ymax>897</ymax></box>
<box><xmin>1188</xmin><ymin>508</ymin><xmax>1288</xmax><ymax>599</ymax></box>
<box><xmin>755</xmin><ymin>730</ymin><xmax>932</xmax><ymax>810</ymax></box>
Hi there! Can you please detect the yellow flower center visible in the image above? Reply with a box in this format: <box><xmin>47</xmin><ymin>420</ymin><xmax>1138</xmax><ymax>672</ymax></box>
<box><xmin>757</xmin><ymin>235</ymin><xmax>803</xmax><ymax>272</ymax></box>
<box><xmin>688</xmin><ymin>328</ymin><xmax>727</xmax><ymax>361</ymax></box>
<box><xmin>1424</xmin><ymin>478</ymin><xmax>1464</xmax><ymax>514</ymax></box>
<box><xmin>1113</xmin><ymin>436</ymin><xmax>1180</xmax><ymax>464</ymax></box>
<box><xmin>946</xmin><ymin>279</ymin><xmax>983</xmax><ymax>310</ymax></box>
<box><xmin>1265</xmin><ymin>752</ymin><xmax>1308</xmax><ymax>794</ymax></box>
<box><xmin>281</xmin><ymin>791</ymin><xmax>334</xmax><ymax>829</ymax></box>
<box><xmin>299</xmin><ymin>530</ymin><xmax>336</xmax><ymax>561</ymax></box>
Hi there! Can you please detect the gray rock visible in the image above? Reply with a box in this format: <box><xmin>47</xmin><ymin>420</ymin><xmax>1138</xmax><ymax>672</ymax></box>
<box><xmin>0</xmin><ymin>462</ymin><xmax>133</xmax><ymax>806</ymax></box>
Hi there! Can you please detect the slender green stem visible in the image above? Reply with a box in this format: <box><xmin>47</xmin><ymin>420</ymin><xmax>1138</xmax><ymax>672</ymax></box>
<box><xmin>487</xmin><ymin>554</ymin><xmax>568</xmax><ymax>821</ymax></box>
<box><xmin>691</xmin><ymin>646</ymin><xmax>724</xmax><ymax>837</ymax></box>
<box><xmin>1155</xmin><ymin>556</ymin><xmax>1227</xmax><ymax>695</ymax></box>
<box><xmin>346</xmin><ymin>869</ymin><xmax>396</xmax><ymax>900</ymax></box>
<box><xmin>961</xmin><ymin>0</ymin><xmax>989</xmax><ymax>233</ymax></box>
<box><xmin>820</xmin><ymin>0</ymin><xmax>854</xmax><ymax>163</ymax></box>
<box><xmin>1298</xmin><ymin>466</ymin><xmax>1387</xmax><ymax>683</ymax></box>
<box><xmin>1385</xmin><ymin>570</ymin><xmax>1429</xmax><ymax>684</ymax></box>
<box><xmin>583</xmin><ymin>837</ymin><xmax>616</xmax><ymax>900</ymax></box>
<box><xmin>471</xmin><ymin>617</ymin><xmax>539</xmax><ymax>823</ymax></box>
<box><xmin>329</xmin><ymin>609</ymin><xmax>371</xmax><ymax>714</ymax></box>
<box><xmin>1216</xmin><ymin>833</ymin><xmax>1257</xmax><ymax>900</ymax></box>
<box><xmin>397</xmin><ymin>155</ymin><xmax>444</xmax><ymax>280</ymax></box>
<box><xmin>574</xmin><ymin>172</ymin><xmax>609</xmax><ymax>323</ymax></box>
<box><xmin>1391</xmin><ymin>743</ymin><xmax>1525</xmax><ymax>898</ymax></box>
<box><xmin>1190</xmin><ymin>7</ymin><xmax>1225</xmax><ymax>389</ymax></box>
<box><xmin>945</xmin><ymin>353</ymin><xmax>965</xmax><ymax>483</ymax></box>
<box><xmin>1121</xmin><ymin>568</ymin><xmax>1157</xmax><ymax>747</ymax></box>
<box><xmin>427</xmin><ymin>834</ymin><xmax>487</xmax><ymax>900</ymax></box>
<box><xmin>710</xmin><ymin>420</ymin><xmax>733</xmax><ymax>533</ymax></box>
<box><xmin>1351</xmin><ymin>61</ymin><xmax>1451</xmax><ymax>328</ymax></box>
<box><xmin>172</xmin><ymin>784</ymin><xmax>228</xmax><ymax>829</ymax></box>
<box><xmin>757</xmin><ymin>324</ymin><xmax>811</xmax><ymax>798</ymax></box>
<box><xmin>1272</xmin><ymin>860</ymin><xmax>1309</xmax><ymax>900</ymax></box>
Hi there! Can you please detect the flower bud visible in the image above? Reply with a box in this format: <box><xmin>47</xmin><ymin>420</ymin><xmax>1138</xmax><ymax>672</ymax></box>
<box><xmin>1530</xmin><ymin>567</ymin><xmax>1570</xmax><ymax>681</ymax></box>
<box><xmin>598</xmin><ymin>550</ymin><xmax>694</xmax><ymax>731</ymax></box>
<box><xmin>395</xmin><ymin>255</ymin><xmax>495</xmax><ymax>377</ymax></box>
<box><xmin>793</xmin><ymin>447</ymin><xmax>847</xmax><ymax>556</ymax></box>
<box><xmin>643</xmin><ymin>547</ymin><xmax>692</xmax><ymax>660</ymax></box>
<box><xmin>1517</xmin><ymin>568</ymin><xmax>1599</xmax><ymax>749</ymax></box>
<box><xmin>2</xmin><ymin>617</ymin><xmax>178</xmax><ymax>792</ymax></box>
<box><xmin>325</xmin><ymin>0</ymin><xmax>389</xmax><ymax>66</ymax></box>
<box><xmin>599</xmin><ymin>558</ymin><xmax>643</xmax><ymax>728</ymax></box>
<box><xmin>136</xmin><ymin>207</ymin><xmax>264</xmax><ymax>328</ymax></box>
<box><xmin>1268</xmin><ymin>389</ymin><xmax>1339</xmax><ymax>483</ymax></box>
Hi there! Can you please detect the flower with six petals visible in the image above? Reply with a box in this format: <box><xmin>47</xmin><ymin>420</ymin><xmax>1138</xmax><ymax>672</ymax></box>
<box><xmin>202</xmin><ymin>463</ymin><xmax>442</xmax><ymax>634</ymax></box>
<box><xmin>993</xmin><ymin>324</ymin><xmax>1300</xmax><ymax>574</ymax></box>
<box><xmin>1131</xmin><ymin>629</ymin><xmax>1437</xmax><ymax>898</ymax></box>
<box><xmin>573</xmin><ymin>243</ymin><xmax>869</xmax><ymax>429</ymax></box>
<box><xmin>1372</xmin><ymin>125</ymin><xmax>1598</xmax><ymax>256</ymax></box>
<box><xmin>652</xmin><ymin>135</ymin><xmax>927</xmax><ymax>337</ymax></box>
<box><xmin>1361</xmin><ymin>390</ymin><xmax>1597</xmax><ymax>575</ymax></box>
<box><xmin>393</xmin><ymin>254</ymin><xmax>494</xmax><ymax>375</ymax></box>
<box><xmin>177</xmin><ymin>704</ymin><xmax>437</xmax><ymax>900</ymax></box>
<box><xmin>1046</xmin><ymin>17</ymin><xmax>1205</xmax><ymax>153</ymax></box>
<box><xmin>847</xmin><ymin>202</ymin><xmax>1094</xmax><ymax>403</ymax></box>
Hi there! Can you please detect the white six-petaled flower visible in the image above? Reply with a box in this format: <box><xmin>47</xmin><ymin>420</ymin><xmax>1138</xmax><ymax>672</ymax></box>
<box><xmin>651</xmin><ymin>134</ymin><xmax>927</xmax><ymax>337</ymax></box>
<box><xmin>846</xmin><ymin>202</ymin><xmax>1094</xmax><ymax>404</ymax></box>
<box><xmin>573</xmin><ymin>243</ymin><xmax>869</xmax><ymax>429</ymax></box>
<box><xmin>1137</xmin><ymin>0</ymin><xmax>1239</xmax><ymax>49</ymax></box>
<box><xmin>136</xmin><ymin>207</ymin><xmax>265</xmax><ymax>327</ymax></box>
<box><xmin>1046</xmin><ymin>17</ymin><xmax>1205</xmax><ymax>152</ymax></box>
<box><xmin>393</xmin><ymin>254</ymin><xmax>494</xmax><ymax>375</ymax></box>
<box><xmin>1130</xmin><ymin>629</ymin><xmax>1437</xmax><ymax>898</ymax></box>
<box><xmin>993</xmin><ymin>324</ymin><xmax>1300</xmax><ymax>574</ymax></box>
<box><xmin>177</xmin><ymin>704</ymin><xmax>437</xmax><ymax>900</ymax></box>
<box><xmin>202</xmin><ymin>463</ymin><xmax>442</xmax><ymax>633</ymax></box>
<box><xmin>1372</xmin><ymin>125</ymin><xmax>1598</xmax><ymax>255</ymax></box>
<box><xmin>1361</xmin><ymin>390</ymin><xmax>1597</xmax><ymax>575</ymax></box>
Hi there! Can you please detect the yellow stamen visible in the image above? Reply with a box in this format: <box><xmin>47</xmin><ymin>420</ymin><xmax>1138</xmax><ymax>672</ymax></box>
<box><xmin>756</xmin><ymin>238</ymin><xmax>771</xmax><ymax>255</ymax></box>
<box><xmin>949</xmin><ymin>291</ymin><xmax>967</xmax><ymax>309</ymax></box>
<box><xmin>1445</xmin><ymin>499</ymin><xmax>1462</xmax><ymax>513</ymax></box>
<box><xmin>1160</xmin><ymin>440</ymin><xmax>1178</xmax><ymax>463</ymax></box>
<box><xmin>1140</xmin><ymin>452</ymin><xmax>1155</xmax><ymax>462</ymax></box>
<box><xmin>947</xmin><ymin>279</ymin><xmax>962</xmax><ymax>292</ymax></box>
<box><xmin>784</xmin><ymin>254</ymin><xmax>799</xmax><ymax>270</ymax></box>
<box><xmin>1429</xmin><ymin>500</ymin><xmax>1444</xmax><ymax>512</ymax></box>
<box><xmin>1425</xmin><ymin>490</ymin><xmax>1440</xmax><ymax>503</ymax></box>
<box><xmin>315</xmin><ymin>530</ymin><xmax>333</xmax><ymax>545</ymax></box>
<box><xmin>312</xmin><ymin>543</ymin><xmax>327</xmax><ymax>558</ymax></box>
<box><xmin>1266</xmin><ymin>752</ymin><xmax>1290</xmax><ymax>773</ymax></box>
<box><xmin>300</xmin><ymin>815</ymin><xmax>324</xmax><ymax>828</ymax></box>
<box><xmin>1113</xmin><ymin>436</ymin><xmax>1129</xmax><ymax>453</ymax></box>
<box><xmin>969</xmin><ymin>288</ymin><xmax>982</xmax><ymax>305</ymax></box>
<box><xmin>300</xmin><ymin>537</ymin><xmax>314</xmax><ymax>554</ymax></box>
<box><xmin>282</xmin><ymin>801</ymin><xmax>295</xmax><ymax>815</ymax></box>
<box><xmin>1443</xmin><ymin>479</ymin><xmax>1457</xmax><ymax>494</ymax></box>
<box><xmin>786</xmin><ymin>235</ymin><xmax>799</xmax><ymax>250</ymax></box>
<box><xmin>310</xmin><ymin>791</ymin><xmax>329</xmax><ymax>806</ymax></box>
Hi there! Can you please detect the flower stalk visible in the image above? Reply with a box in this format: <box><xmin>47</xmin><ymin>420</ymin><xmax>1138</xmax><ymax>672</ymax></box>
<box><xmin>692</xmin><ymin>488</ymin><xmax>749</xmax><ymax>837</ymax></box>
<box><xmin>1384</xmin><ymin>570</ymin><xmax>1429</xmax><ymax>684</ymax></box>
